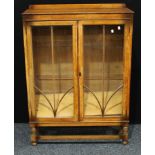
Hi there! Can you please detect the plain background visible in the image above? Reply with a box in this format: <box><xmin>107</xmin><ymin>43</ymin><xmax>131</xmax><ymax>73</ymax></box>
<box><xmin>14</xmin><ymin>0</ymin><xmax>141</xmax><ymax>123</ymax></box>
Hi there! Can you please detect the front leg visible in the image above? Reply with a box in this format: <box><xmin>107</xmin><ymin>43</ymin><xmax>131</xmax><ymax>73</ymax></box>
<box><xmin>31</xmin><ymin>126</ymin><xmax>37</xmax><ymax>146</ymax></box>
<box><xmin>122</xmin><ymin>124</ymin><xmax>129</xmax><ymax>145</ymax></box>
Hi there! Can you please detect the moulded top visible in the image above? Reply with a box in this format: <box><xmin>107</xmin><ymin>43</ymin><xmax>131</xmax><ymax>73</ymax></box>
<box><xmin>23</xmin><ymin>4</ymin><xmax>134</xmax><ymax>15</ymax></box>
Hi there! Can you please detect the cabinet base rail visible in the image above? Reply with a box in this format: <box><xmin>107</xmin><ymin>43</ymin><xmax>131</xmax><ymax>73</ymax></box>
<box><xmin>31</xmin><ymin>135</ymin><xmax>128</xmax><ymax>146</ymax></box>
<box><xmin>30</xmin><ymin>124</ymin><xmax>129</xmax><ymax>145</ymax></box>
<box><xmin>38</xmin><ymin>135</ymin><xmax>120</xmax><ymax>140</ymax></box>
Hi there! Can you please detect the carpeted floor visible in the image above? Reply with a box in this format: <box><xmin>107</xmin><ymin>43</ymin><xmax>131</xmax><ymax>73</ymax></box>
<box><xmin>14</xmin><ymin>124</ymin><xmax>141</xmax><ymax>155</ymax></box>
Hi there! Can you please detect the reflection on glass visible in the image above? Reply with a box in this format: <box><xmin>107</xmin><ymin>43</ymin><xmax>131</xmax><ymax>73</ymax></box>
<box><xmin>83</xmin><ymin>25</ymin><xmax>124</xmax><ymax>117</ymax></box>
<box><xmin>32</xmin><ymin>26</ymin><xmax>74</xmax><ymax>118</ymax></box>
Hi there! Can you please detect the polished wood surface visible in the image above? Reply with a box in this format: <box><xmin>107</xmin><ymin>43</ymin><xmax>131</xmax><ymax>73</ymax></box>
<box><xmin>23</xmin><ymin>14</ymin><xmax>133</xmax><ymax>21</ymax></box>
<box><xmin>22</xmin><ymin>3</ymin><xmax>133</xmax><ymax>145</ymax></box>
<box><xmin>22</xmin><ymin>4</ymin><xmax>133</xmax><ymax>21</ymax></box>
<box><xmin>38</xmin><ymin>135</ymin><xmax>121</xmax><ymax>140</ymax></box>
<box><xmin>23</xmin><ymin>4</ymin><xmax>133</xmax><ymax>15</ymax></box>
<box><xmin>29</xmin><ymin>4</ymin><xmax>127</xmax><ymax>9</ymax></box>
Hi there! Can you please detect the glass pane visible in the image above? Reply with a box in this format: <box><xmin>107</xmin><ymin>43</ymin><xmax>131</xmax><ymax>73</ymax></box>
<box><xmin>32</xmin><ymin>26</ymin><xmax>74</xmax><ymax>118</ymax></box>
<box><xmin>83</xmin><ymin>25</ymin><xmax>124</xmax><ymax>117</ymax></box>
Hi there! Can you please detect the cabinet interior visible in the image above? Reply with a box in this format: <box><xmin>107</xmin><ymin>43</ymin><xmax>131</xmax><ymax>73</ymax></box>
<box><xmin>31</xmin><ymin>25</ymin><xmax>124</xmax><ymax>119</ymax></box>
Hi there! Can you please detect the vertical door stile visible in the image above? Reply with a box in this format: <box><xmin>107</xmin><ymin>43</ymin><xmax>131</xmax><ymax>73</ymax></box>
<box><xmin>72</xmin><ymin>22</ymin><xmax>78</xmax><ymax>120</ymax></box>
<box><xmin>76</xmin><ymin>22</ymin><xmax>80</xmax><ymax>120</ymax></box>
<box><xmin>102</xmin><ymin>25</ymin><xmax>105</xmax><ymax>117</ymax></box>
<box><xmin>78</xmin><ymin>23</ymin><xmax>84</xmax><ymax>120</ymax></box>
<box><xmin>50</xmin><ymin>26</ymin><xmax>56</xmax><ymax>117</ymax></box>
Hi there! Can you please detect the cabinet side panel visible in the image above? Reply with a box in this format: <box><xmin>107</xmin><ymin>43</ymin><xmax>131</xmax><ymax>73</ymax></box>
<box><xmin>23</xmin><ymin>22</ymin><xmax>32</xmax><ymax>119</ymax></box>
<box><xmin>23</xmin><ymin>23</ymin><xmax>36</xmax><ymax>120</ymax></box>
<box><xmin>123</xmin><ymin>20</ymin><xmax>133</xmax><ymax>119</ymax></box>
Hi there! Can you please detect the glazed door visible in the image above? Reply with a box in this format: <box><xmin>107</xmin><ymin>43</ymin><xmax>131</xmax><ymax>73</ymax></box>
<box><xmin>78</xmin><ymin>20</ymin><xmax>129</xmax><ymax>121</ymax></box>
<box><xmin>26</xmin><ymin>21</ymin><xmax>78</xmax><ymax>121</ymax></box>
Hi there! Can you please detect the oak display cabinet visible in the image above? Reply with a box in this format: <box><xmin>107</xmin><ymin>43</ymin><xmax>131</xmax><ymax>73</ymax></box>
<box><xmin>22</xmin><ymin>4</ymin><xmax>134</xmax><ymax>145</ymax></box>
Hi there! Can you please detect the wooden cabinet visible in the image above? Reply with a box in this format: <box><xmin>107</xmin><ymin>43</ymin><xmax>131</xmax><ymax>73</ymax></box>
<box><xmin>22</xmin><ymin>4</ymin><xmax>134</xmax><ymax>145</ymax></box>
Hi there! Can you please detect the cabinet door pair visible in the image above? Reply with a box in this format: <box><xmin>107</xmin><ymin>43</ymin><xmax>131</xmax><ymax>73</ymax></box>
<box><xmin>24</xmin><ymin>20</ymin><xmax>132</xmax><ymax>122</ymax></box>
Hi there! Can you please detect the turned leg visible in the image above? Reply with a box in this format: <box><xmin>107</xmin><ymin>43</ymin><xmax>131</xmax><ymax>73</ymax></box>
<box><xmin>122</xmin><ymin>125</ymin><xmax>129</xmax><ymax>145</ymax></box>
<box><xmin>31</xmin><ymin>126</ymin><xmax>37</xmax><ymax>146</ymax></box>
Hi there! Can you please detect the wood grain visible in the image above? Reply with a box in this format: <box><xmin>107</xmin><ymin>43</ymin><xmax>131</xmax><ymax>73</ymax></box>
<box><xmin>22</xmin><ymin>3</ymin><xmax>133</xmax><ymax>144</ymax></box>
<box><xmin>38</xmin><ymin>135</ymin><xmax>121</xmax><ymax>140</ymax></box>
<box><xmin>23</xmin><ymin>4</ymin><xmax>134</xmax><ymax>15</ymax></box>
<box><xmin>23</xmin><ymin>14</ymin><xmax>133</xmax><ymax>21</ymax></box>
<box><xmin>29</xmin><ymin>4</ymin><xmax>127</xmax><ymax>9</ymax></box>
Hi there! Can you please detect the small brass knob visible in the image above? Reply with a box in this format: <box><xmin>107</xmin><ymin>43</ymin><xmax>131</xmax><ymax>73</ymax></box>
<box><xmin>79</xmin><ymin>72</ymin><xmax>81</xmax><ymax>76</ymax></box>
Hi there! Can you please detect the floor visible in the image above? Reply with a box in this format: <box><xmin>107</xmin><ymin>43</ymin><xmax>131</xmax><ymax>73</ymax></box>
<box><xmin>15</xmin><ymin>124</ymin><xmax>141</xmax><ymax>155</ymax></box>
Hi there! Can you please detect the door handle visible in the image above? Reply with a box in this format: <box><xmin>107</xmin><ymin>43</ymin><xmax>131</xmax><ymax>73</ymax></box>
<box><xmin>79</xmin><ymin>72</ymin><xmax>82</xmax><ymax>77</ymax></box>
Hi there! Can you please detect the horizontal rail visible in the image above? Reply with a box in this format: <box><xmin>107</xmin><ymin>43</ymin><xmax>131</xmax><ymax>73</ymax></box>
<box><xmin>38</xmin><ymin>135</ymin><xmax>121</xmax><ymax>140</ymax></box>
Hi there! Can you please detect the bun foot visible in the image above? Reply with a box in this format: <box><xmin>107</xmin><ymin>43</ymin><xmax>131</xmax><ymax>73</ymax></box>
<box><xmin>32</xmin><ymin>142</ymin><xmax>37</xmax><ymax>146</ymax></box>
<box><xmin>122</xmin><ymin>140</ymin><xmax>128</xmax><ymax>145</ymax></box>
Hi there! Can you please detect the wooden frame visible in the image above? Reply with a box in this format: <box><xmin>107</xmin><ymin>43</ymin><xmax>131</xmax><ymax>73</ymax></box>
<box><xmin>22</xmin><ymin>4</ymin><xmax>134</xmax><ymax>145</ymax></box>
<box><xmin>78</xmin><ymin>20</ymin><xmax>132</xmax><ymax>122</ymax></box>
<box><xmin>24</xmin><ymin>21</ymin><xmax>79</xmax><ymax>122</ymax></box>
